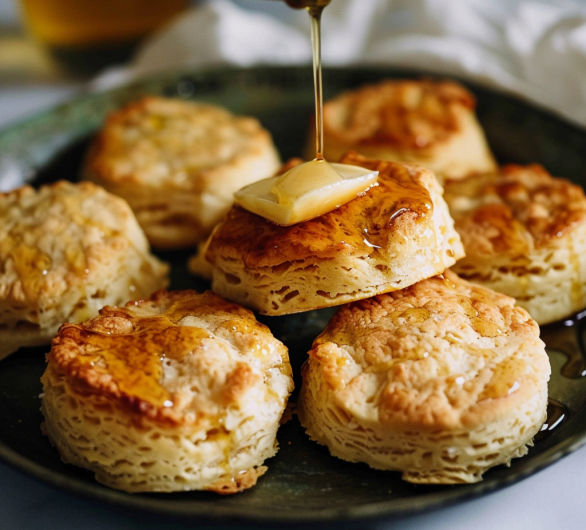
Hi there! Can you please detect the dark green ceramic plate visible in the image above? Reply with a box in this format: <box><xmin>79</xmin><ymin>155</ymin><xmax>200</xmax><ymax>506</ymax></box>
<box><xmin>1</xmin><ymin>66</ymin><xmax>586</xmax><ymax>525</ymax></box>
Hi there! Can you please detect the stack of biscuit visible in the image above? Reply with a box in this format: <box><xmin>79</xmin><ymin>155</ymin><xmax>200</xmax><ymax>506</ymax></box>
<box><xmin>36</xmin><ymin>77</ymin><xmax>582</xmax><ymax>492</ymax></box>
<box><xmin>36</xmin><ymin>98</ymin><xmax>293</xmax><ymax>494</ymax></box>
<box><xmin>198</xmin><ymin>79</ymin><xmax>555</xmax><ymax>484</ymax></box>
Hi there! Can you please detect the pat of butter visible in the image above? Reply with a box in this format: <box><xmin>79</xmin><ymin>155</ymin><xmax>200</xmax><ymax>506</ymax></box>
<box><xmin>234</xmin><ymin>159</ymin><xmax>378</xmax><ymax>225</ymax></box>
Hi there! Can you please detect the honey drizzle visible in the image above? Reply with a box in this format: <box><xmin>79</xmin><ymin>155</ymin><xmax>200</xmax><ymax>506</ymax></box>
<box><xmin>477</xmin><ymin>357</ymin><xmax>526</xmax><ymax>400</ymax></box>
<box><xmin>308</xmin><ymin>3</ymin><xmax>325</xmax><ymax>160</ymax></box>
<box><xmin>285</xmin><ymin>0</ymin><xmax>331</xmax><ymax>159</ymax></box>
<box><xmin>1</xmin><ymin>189</ymin><xmax>119</xmax><ymax>303</ymax></box>
<box><xmin>209</xmin><ymin>158</ymin><xmax>433</xmax><ymax>266</ymax></box>
<box><xmin>59</xmin><ymin>297</ymin><xmax>265</xmax><ymax>410</ymax></box>
<box><xmin>11</xmin><ymin>244</ymin><xmax>53</xmax><ymax>301</ymax></box>
<box><xmin>63</xmin><ymin>316</ymin><xmax>208</xmax><ymax>409</ymax></box>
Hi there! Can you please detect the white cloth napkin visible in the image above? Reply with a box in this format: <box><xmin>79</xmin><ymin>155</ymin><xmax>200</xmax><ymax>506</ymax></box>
<box><xmin>94</xmin><ymin>0</ymin><xmax>586</xmax><ymax>129</ymax></box>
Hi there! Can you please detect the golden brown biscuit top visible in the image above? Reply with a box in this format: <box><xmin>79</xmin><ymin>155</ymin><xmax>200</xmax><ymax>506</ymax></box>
<box><xmin>0</xmin><ymin>180</ymin><xmax>151</xmax><ymax>304</ymax></box>
<box><xmin>323</xmin><ymin>79</ymin><xmax>475</xmax><ymax>149</ymax></box>
<box><xmin>87</xmin><ymin>96</ymin><xmax>273</xmax><ymax>190</ymax></box>
<box><xmin>445</xmin><ymin>164</ymin><xmax>586</xmax><ymax>255</ymax></box>
<box><xmin>309</xmin><ymin>271</ymin><xmax>549</xmax><ymax>430</ymax></box>
<box><xmin>48</xmin><ymin>290</ymin><xmax>291</xmax><ymax>425</ymax></box>
<box><xmin>207</xmin><ymin>152</ymin><xmax>434</xmax><ymax>268</ymax></box>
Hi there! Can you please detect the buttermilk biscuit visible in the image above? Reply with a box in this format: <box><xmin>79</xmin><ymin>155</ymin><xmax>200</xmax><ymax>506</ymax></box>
<box><xmin>298</xmin><ymin>271</ymin><xmax>550</xmax><ymax>484</ymax></box>
<box><xmin>445</xmin><ymin>164</ymin><xmax>586</xmax><ymax>325</ymax></box>
<box><xmin>0</xmin><ymin>181</ymin><xmax>168</xmax><ymax>360</ymax></box>
<box><xmin>206</xmin><ymin>152</ymin><xmax>464</xmax><ymax>315</ymax></box>
<box><xmin>187</xmin><ymin>159</ymin><xmax>306</xmax><ymax>281</ymax></box>
<box><xmin>41</xmin><ymin>289</ymin><xmax>294</xmax><ymax>493</ymax></box>
<box><xmin>314</xmin><ymin>79</ymin><xmax>497</xmax><ymax>181</ymax></box>
<box><xmin>84</xmin><ymin>96</ymin><xmax>281</xmax><ymax>249</ymax></box>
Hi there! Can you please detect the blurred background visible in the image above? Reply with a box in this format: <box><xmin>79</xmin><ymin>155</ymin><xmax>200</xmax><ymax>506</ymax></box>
<box><xmin>0</xmin><ymin>0</ymin><xmax>299</xmax><ymax>78</ymax></box>
<box><xmin>3</xmin><ymin>0</ymin><xmax>586</xmax><ymax>128</ymax></box>
<box><xmin>0</xmin><ymin>0</ymin><xmax>298</xmax><ymax>125</ymax></box>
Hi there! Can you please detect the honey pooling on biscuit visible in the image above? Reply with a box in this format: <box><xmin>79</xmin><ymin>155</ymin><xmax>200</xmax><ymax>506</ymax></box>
<box><xmin>41</xmin><ymin>290</ymin><xmax>294</xmax><ymax>493</ymax></box>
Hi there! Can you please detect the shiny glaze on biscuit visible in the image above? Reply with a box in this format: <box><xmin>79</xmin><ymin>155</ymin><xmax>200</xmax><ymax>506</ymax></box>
<box><xmin>445</xmin><ymin>164</ymin><xmax>586</xmax><ymax>254</ymax></box>
<box><xmin>48</xmin><ymin>290</ymin><xmax>288</xmax><ymax>425</ymax></box>
<box><xmin>207</xmin><ymin>152</ymin><xmax>433</xmax><ymax>268</ymax></box>
<box><xmin>0</xmin><ymin>180</ymin><xmax>164</xmax><ymax>309</ymax></box>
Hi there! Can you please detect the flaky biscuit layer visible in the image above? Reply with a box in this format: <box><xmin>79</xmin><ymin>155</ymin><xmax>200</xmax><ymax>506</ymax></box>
<box><xmin>206</xmin><ymin>153</ymin><xmax>464</xmax><ymax>315</ymax></box>
<box><xmin>298</xmin><ymin>271</ymin><xmax>550</xmax><ymax>484</ymax></box>
<box><xmin>41</xmin><ymin>289</ymin><xmax>293</xmax><ymax>493</ymax></box>
<box><xmin>0</xmin><ymin>180</ymin><xmax>168</xmax><ymax>359</ymax></box>
<box><xmin>446</xmin><ymin>164</ymin><xmax>586</xmax><ymax>324</ymax></box>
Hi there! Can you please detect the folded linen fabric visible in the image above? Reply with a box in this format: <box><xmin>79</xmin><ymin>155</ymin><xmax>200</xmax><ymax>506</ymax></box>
<box><xmin>93</xmin><ymin>0</ymin><xmax>586</xmax><ymax>129</ymax></box>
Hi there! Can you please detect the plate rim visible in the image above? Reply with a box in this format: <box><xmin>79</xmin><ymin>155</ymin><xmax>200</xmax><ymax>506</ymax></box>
<box><xmin>1</xmin><ymin>427</ymin><xmax>585</xmax><ymax>524</ymax></box>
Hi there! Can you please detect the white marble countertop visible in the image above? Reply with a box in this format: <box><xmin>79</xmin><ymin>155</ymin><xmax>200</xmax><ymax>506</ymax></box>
<box><xmin>2</xmin><ymin>2</ymin><xmax>586</xmax><ymax>529</ymax></box>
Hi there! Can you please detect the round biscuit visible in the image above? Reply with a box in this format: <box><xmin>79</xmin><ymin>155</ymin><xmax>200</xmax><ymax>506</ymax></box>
<box><xmin>206</xmin><ymin>152</ymin><xmax>464</xmax><ymax>315</ymax></box>
<box><xmin>0</xmin><ymin>180</ymin><xmax>169</xmax><ymax>359</ymax></box>
<box><xmin>84</xmin><ymin>96</ymin><xmax>281</xmax><ymax>249</ymax></box>
<box><xmin>313</xmin><ymin>79</ymin><xmax>497</xmax><ymax>181</ymax></box>
<box><xmin>41</xmin><ymin>289</ymin><xmax>294</xmax><ymax>493</ymax></box>
<box><xmin>298</xmin><ymin>270</ymin><xmax>550</xmax><ymax>484</ymax></box>
<box><xmin>445</xmin><ymin>164</ymin><xmax>586</xmax><ymax>325</ymax></box>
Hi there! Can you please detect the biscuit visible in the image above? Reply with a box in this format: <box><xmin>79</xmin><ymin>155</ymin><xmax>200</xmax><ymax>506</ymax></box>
<box><xmin>0</xmin><ymin>181</ymin><xmax>168</xmax><ymax>360</ymax></box>
<box><xmin>298</xmin><ymin>271</ymin><xmax>550</xmax><ymax>484</ymax></box>
<box><xmin>445</xmin><ymin>164</ymin><xmax>586</xmax><ymax>325</ymax></box>
<box><xmin>206</xmin><ymin>152</ymin><xmax>464</xmax><ymax>315</ymax></box>
<box><xmin>313</xmin><ymin>79</ymin><xmax>497</xmax><ymax>181</ymax></box>
<box><xmin>41</xmin><ymin>289</ymin><xmax>294</xmax><ymax>493</ymax></box>
<box><xmin>84</xmin><ymin>96</ymin><xmax>281</xmax><ymax>249</ymax></box>
<box><xmin>187</xmin><ymin>159</ymin><xmax>307</xmax><ymax>281</ymax></box>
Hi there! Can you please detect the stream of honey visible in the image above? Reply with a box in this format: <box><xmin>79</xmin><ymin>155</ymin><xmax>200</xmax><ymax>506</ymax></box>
<box><xmin>234</xmin><ymin>0</ymin><xmax>380</xmax><ymax>226</ymax></box>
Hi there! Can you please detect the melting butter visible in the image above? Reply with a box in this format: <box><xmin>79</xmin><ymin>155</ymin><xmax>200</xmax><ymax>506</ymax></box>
<box><xmin>234</xmin><ymin>158</ymin><xmax>378</xmax><ymax>226</ymax></box>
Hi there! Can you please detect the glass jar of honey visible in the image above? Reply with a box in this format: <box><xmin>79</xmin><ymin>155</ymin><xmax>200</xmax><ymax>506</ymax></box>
<box><xmin>18</xmin><ymin>0</ymin><xmax>189</xmax><ymax>75</ymax></box>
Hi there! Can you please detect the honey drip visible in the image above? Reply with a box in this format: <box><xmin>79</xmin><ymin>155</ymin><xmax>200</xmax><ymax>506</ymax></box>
<box><xmin>477</xmin><ymin>357</ymin><xmax>526</xmax><ymax>400</ymax></box>
<box><xmin>281</xmin><ymin>0</ymin><xmax>330</xmax><ymax>159</ymax></box>
<box><xmin>458</xmin><ymin>294</ymin><xmax>502</xmax><ymax>338</ymax></box>
<box><xmin>308</xmin><ymin>2</ymin><xmax>326</xmax><ymax>159</ymax></box>
<box><xmin>62</xmin><ymin>316</ymin><xmax>208</xmax><ymax>408</ymax></box>
<box><xmin>11</xmin><ymin>244</ymin><xmax>53</xmax><ymax>301</ymax></box>
<box><xmin>236</xmin><ymin>0</ymin><xmax>385</xmax><ymax>226</ymax></box>
<box><xmin>534</xmin><ymin>399</ymin><xmax>569</xmax><ymax>441</ymax></box>
<box><xmin>540</xmin><ymin>310</ymin><xmax>586</xmax><ymax>379</ymax></box>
